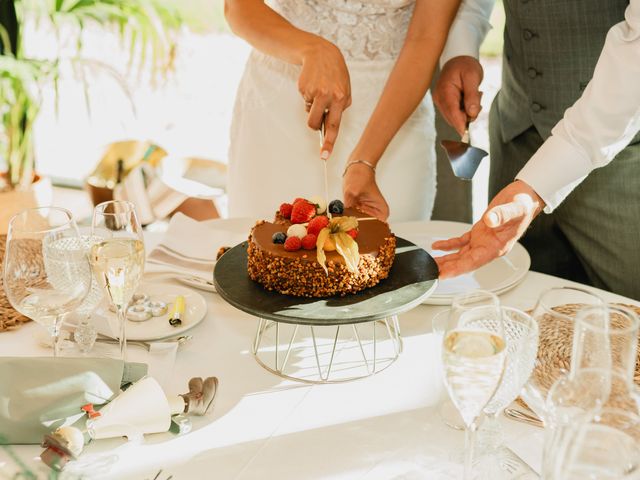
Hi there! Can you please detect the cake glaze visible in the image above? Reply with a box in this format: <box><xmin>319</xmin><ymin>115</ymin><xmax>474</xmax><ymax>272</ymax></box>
<box><xmin>247</xmin><ymin>208</ymin><xmax>396</xmax><ymax>297</ymax></box>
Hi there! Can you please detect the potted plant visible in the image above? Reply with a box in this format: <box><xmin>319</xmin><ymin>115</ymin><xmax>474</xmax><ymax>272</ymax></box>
<box><xmin>0</xmin><ymin>0</ymin><xmax>180</xmax><ymax>232</ymax></box>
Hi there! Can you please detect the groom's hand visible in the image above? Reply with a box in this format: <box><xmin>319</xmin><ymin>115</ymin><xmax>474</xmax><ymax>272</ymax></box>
<box><xmin>433</xmin><ymin>56</ymin><xmax>484</xmax><ymax>136</ymax></box>
<box><xmin>433</xmin><ymin>181</ymin><xmax>545</xmax><ymax>278</ymax></box>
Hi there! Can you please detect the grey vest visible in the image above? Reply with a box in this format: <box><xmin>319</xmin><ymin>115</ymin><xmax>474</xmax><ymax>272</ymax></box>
<box><xmin>497</xmin><ymin>0</ymin><xmax>629</xmax><ymax>142</ymax></box>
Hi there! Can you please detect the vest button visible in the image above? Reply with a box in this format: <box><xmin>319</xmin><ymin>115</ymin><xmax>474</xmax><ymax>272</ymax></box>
<box><xmin>527</xmin><ymin>67</ymin><xmax>539</xmax><ymax>79</ymax></box>
<box><xmin>523</xmin><ymin>29</ymin><xmax>535</xmax><ymax>41</ymax></box>
<box><xmin>531</xmin><ymin>102</ymin><xmax>543</xmax><ymax>113</ymax></box>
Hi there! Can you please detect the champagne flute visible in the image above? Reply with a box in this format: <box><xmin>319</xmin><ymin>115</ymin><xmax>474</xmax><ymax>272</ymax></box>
<box><xmin>3</xmin><ymin>207</ymin><xmax>91</xmax><ymax>357</ymax></box>
<box><xmin>90</xmin><ymin>201</ymin><xmax>145</xmax><ymax>360</ymax></box>
<box><xmin>441</xmin><ymin>303</ymin><xmax>506</xmax><ymax>480</ymax></box>
<box><xmin>439</xmin><ymin>290</ymin><xmax>501</xmax><ymax>430</ymax></box>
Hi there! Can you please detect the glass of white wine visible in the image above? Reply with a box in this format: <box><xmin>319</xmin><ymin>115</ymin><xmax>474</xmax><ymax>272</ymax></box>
<box><xmin>90</xmin><ymin>201</ymin><xmax>145</xmax><ymax>360</ymax></box>
<box><xmin>441</xmin><ymin>303</ymin><xmax>506</xmax><ymax>480</ymax></box>
<box><xmin>439</xmin><ymin>290</ymin><xmax>501</xmax><ymax>431</ymax></box>
<box><xmin>3</xmin><ymin>207</ymin><xmax>92</xmax><ymax>357</ymax></box>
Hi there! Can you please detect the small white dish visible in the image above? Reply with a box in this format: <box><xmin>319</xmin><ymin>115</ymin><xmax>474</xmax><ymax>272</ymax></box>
<box><xmin>392</xmin><ymin>220</ymin><xmax>531</xmax><ymax>305</ymax></box>
<box><xmin>93</xmin><ymin>282</ymin><xmax>207</xmax><ymax>341</ymax></box>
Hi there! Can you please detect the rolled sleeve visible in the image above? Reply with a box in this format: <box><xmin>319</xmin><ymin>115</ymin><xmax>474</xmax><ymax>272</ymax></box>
<box><xmin>515</xmin><ymin>1</ymin><xmax>640</xmax><ymax>213</ymax></box>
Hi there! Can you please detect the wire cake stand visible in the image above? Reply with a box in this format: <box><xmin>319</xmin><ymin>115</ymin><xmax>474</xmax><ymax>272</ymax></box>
<box><xmin>214</xmin><ymin>237</ymin><xmax>438</xmax><ymax>383</ymax></box>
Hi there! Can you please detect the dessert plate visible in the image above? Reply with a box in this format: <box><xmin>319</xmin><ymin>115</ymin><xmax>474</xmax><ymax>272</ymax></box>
<box><xmin>392</xmin><ymin>221</ymin><xmax>530</xmax><ymax>305</ymax></box>
<box><xmin>92</xmin><ymin>282</ymin><xmax>207</xmax><ymax>341</ymax></box>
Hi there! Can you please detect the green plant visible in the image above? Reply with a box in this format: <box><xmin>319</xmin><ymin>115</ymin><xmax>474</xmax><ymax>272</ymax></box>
<box><xmin>0</xmin><ymin>0</ymin><xmax>181</xmax><ymax>191</ymax></box>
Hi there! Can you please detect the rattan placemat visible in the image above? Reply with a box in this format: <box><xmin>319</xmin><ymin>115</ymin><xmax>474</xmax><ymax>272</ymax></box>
<box><xmin>0</xmin><ymin>235</ymin><xmax>31</xmax><ymax>331</ymax></box>
<box><xmin>519</xmin><ymin>302</ymin><xmax>640</xmax><ymax>415</ymax></box>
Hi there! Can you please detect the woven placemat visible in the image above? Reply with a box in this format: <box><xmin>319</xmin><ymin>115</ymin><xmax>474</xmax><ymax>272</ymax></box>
<box><xmin>520</xmin><ymin>302</ymin><xmax>640</xmax><ymax>414</ymax></box>
<box><xmin>0</xmin><ymin>235</ymin><xmax>31</xmax><ymax>331</ymax></box>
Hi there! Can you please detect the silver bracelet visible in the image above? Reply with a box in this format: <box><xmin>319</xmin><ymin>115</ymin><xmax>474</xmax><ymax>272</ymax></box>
<box><xmin>343</xmin><ymin>159</ymin><xmax>376</xmax><ymax>177</ymax></box>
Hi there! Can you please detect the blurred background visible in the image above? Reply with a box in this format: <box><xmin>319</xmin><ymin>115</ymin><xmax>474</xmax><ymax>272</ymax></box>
<box><xmin>0</xmin><ymin>0</ymin><xmax>505</xmax><ymax>226</ymax></box>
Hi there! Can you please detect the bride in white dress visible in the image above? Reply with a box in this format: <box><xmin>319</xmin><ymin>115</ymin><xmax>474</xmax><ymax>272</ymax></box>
<box><xmin>225</xmin><ymin>0</ymin><xmax>460</xmax><ymax>222</ymax></box>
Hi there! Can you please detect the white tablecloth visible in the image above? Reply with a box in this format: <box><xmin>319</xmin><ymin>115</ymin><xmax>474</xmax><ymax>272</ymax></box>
<box><xmin>0</xmin><ymin>219</ymin><xmax>636</xmax><ymax>479</ymax></box>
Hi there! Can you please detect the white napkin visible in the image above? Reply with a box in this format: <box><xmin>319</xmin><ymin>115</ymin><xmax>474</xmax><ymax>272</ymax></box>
<box><xmin>145</xmin><ymin>213</ymin><xmax>245</xmax><ymax>285</ymax></box>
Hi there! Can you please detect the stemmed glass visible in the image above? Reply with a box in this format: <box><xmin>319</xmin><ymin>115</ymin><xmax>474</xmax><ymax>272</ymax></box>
<box><xmin>522</xmin><ymin>286</ymin><xmax>605</xmax><ymax>420</ymax></box>
<box><xmin>3</xmin><ymin>207</ymin><xmax>92</xmax><ymax>357</ymax></box>
<box><xmin>553</xmin><ymin>408</ymin><xmax>640</xmax><ymax>479</ymax></box>
<box><xmin>476</xmin><ymin>307</ymin><xmax>538</xmax><ymax>476</ymax></box>
<box><xmin>543</xmin><ymin>304</ymin><xmax>640</xmax><ymax>477</ymax></box>
<box><xmin>438</xmin><ymin>290</ymin><xmax>501</xmax><ymax>430</ymax></box>
<box><xmin>441</xmin><ymin>303</ymin><xmax>506</xmax><ymax>480</ymax></box>
<box><xmin>90</xmin><ymin>201</ymin><xmax>145</xmax><ymax>360</ymax></box>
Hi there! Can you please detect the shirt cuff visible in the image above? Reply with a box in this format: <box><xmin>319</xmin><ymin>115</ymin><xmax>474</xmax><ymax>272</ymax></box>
<box><xmin>515</xmin><ymin>135</ymin><xmax>595</xmax><ymax>213</ymax></box>
<box><xmin>440</xmin><ymin>22</ymin><xmax>486</xmax><ymax>66</ymax></box>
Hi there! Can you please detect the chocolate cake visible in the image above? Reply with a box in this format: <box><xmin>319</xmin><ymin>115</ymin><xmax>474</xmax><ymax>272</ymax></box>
<box><xmin>247</xmin><ymin>198</ymin><xmax>396</xmax><ymax>297</ymax></box>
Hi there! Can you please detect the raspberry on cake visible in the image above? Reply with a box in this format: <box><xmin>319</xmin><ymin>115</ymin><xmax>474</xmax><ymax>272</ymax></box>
<box><xmin>247</xmin><ymin>198</ymin><xmax>396</xmax><ymax>297</ymax></box>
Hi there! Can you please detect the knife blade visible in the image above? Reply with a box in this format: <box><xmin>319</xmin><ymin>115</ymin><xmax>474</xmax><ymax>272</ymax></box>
<box><xmin>319</xmin><ymin>111</ymin><xmax>331</xmax><ymax>219</ymax></box>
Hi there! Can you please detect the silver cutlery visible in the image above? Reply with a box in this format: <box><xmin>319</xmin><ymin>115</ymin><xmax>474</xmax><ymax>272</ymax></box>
<box><xmin>504</xmin><ymin>407</ymin><xmax>544</xmax><ymax>428</ymax></box>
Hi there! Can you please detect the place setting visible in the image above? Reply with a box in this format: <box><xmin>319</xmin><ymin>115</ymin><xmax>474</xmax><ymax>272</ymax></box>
<box><xmin>4</xmin><ymin>0</ymin><xmax>640</xmax><ymax>476</ymax></box>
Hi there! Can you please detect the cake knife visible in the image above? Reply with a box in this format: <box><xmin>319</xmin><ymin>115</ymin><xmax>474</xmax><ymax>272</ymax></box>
<box><xmin>319</xmin><ymin>112</ymin><xmax>331</xmax><ymax>219</ymax></box>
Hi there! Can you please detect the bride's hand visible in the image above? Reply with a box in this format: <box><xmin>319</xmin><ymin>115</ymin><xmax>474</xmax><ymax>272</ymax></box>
<box><xmin>343</xmin><ymin>163</ymin><xmax>389</xmax><ymax>221</ymax></box>
<box><xmin>299</xmin><ymin>41</ymin><xmax>352</xmax><ymax>159</ymax></box>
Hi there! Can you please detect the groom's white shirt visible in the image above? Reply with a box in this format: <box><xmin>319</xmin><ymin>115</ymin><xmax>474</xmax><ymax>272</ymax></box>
<box><xmin>441</xmin><ymin>0</ymin><xmax>640</xmax><ymax>213</ymax></box>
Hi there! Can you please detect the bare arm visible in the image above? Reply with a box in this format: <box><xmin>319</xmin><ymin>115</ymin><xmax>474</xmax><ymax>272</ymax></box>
<box><xmin>225</xmin><ymin>0</ymin><xmax>351</xmax><ymax>156</ymax></box>
<box><xmin>350</xmin><ymin>0</ymin><xmax>462</xmax><ymax>165</ymax></box>
<box><xmin>225</xmin><ymin>0</ymin><xmax>322</xmax><ymax>65</ymax></box>
<box><xmin>343</xmin><ymin>0</ymin><xmax>462</xmax><ymax>219</ymax></box>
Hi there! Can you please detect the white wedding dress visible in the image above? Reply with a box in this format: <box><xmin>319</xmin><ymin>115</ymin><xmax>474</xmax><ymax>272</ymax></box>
<box><xmin>227</xmin><ymin>0</ymin><xmax>436</xmax><ymax>222</ymax></box>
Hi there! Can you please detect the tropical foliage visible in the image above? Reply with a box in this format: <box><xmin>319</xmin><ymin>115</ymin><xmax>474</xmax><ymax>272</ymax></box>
<box><xmin>0</xmin><ymin>0</ymin><xmax>180</xmax><ymax>190</ymax></box>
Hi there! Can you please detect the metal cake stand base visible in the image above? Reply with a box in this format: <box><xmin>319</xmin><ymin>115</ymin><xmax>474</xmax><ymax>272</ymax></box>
<box><xmin>251</xmin><ymin>316</ymin><xmax>402</xmax><ymax>384</ymax></box>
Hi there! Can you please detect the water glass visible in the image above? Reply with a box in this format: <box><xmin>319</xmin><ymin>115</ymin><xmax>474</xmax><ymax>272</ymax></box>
<box><xmin>549</xmin><ymin>408</ymin><xmax>640</xmax><ymax>479</ymax></box>
<box><xmin>3</xmin><ymin>207</ymin><xmax>91</xmax><ymax>357</ymax></box>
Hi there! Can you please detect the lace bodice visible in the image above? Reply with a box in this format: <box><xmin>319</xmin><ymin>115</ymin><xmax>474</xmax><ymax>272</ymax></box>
<box><xmin>269</xmin><ymin>0</ymin><xmax>415</xmax><ymax>61</ymax></box>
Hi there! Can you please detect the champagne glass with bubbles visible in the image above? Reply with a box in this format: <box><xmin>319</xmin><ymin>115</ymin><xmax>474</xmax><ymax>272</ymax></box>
<box><xmin>90</xmin><ymin>201</ymin><xmax>145</xmax><ymax>360</ymax></box>
<box><xmin>3</xmin><ymin>207</ymin><xmax>91</xmax><ymax>357</ymax></box>
<box><xmin>438</xmin><ymin>290</ymin><xmax>501</xmax><ymax>430</ymax></box>
<box><xmin>441</xmin><ymin>302</ymin><xmax>507</xmax><ymax>480</ymax></box>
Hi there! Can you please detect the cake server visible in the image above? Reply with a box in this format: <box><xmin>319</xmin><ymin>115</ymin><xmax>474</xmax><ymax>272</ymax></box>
<box><xmin>440</xmin><ymin>119</ymin><xmax>488</xmax><ymax>181</ymax></box>
<box><xmin>319</xmin><ymin>112</ymin><xmax>331</xmax><ymax>218</ymax></box>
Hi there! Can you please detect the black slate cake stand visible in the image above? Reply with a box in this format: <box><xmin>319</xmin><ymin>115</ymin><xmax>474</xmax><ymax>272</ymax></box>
<box><xmin>214</xmin><ymin>237</ymin><xmax>438</xmax><ymax>383</ymax></box>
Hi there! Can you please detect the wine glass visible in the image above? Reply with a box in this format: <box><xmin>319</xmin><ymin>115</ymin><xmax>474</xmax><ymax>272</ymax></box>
<box><xmin>476</xmin><ymin>307</ymin><xmax>538</xmax><ymax>477</ymax></box>
<box><xmin>3</xmin><ymin>207</ymin><xmax>92</xmax><ymax>357</ymax></box>
<box><xmin>439</xmin><ymin>290</ymin><xmax>501</xmax><ymax>430</ymax></box>
<box><xmin>572</xmin><ymin>304</ymin><xmax>640</xmax><ymax>412</ymax></box>
<box><xmin>441</xmin><ymin>303</ymin><xmax>506</xmax><ymax>480</ymax></box>
<box><xmin>551</xmin><ymin>408</ymin><xmax>640</xmax><ymax>479</ymax></box>
<box><xmin>90</xmin><ymin>201</ymin><xmax>145</xmax><ymax>360</ymax></box>
<box><xmin>522</xmin><ymin>286</ymin><xmax>604</xmax><ymax>420</ymax></box>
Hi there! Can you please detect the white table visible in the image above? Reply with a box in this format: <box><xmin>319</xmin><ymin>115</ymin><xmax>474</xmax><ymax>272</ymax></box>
<box><xmin>0</xmin><ymin>220</ymin><xmax>637</xmax><ymax>480</ymax></box>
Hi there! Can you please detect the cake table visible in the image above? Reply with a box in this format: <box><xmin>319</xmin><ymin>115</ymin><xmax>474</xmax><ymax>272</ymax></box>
<box><xmin>214</xmin><ymin>237</ymin><xmax>438</xmax><ymax>383</ymax></box>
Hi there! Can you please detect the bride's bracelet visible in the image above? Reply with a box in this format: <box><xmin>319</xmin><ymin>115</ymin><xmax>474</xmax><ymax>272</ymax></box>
<box><xmin>342</xmin><ymin>160</ymin><xmax>376</xmax><ymax>177</ymax></box>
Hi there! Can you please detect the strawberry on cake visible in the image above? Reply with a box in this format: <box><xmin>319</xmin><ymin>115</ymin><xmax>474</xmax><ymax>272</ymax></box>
<box><xmin>247</xmin><ymin>196</ymin><xmax>396</xmax><ymax>297</ymax></box>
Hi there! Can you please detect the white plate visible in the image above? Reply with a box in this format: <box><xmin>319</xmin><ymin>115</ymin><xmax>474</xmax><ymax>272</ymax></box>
<box><xmin>93</xmin><ymin>282</ymin><xmax>208</xmax><ymax>341</ymax></box>
<box><xmin>392</xmin><ymin>221</ymin><xmax>530</xmax><ymax>305</ymax></box>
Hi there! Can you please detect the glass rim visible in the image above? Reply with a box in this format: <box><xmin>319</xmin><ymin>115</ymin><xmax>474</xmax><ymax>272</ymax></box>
<box><xmin>8</xmin><ymin>206</ymin><xmax>75</xmax><ymax>235</ymax></box>
<box><xmin>93</xmin><ymin>200</ymin><xmax>136</xmax><ymax>216</ymax></box>
<box><xmin>575</xmin><ymin>304</ymin><xmax>640</xmax><ymax>336</ymax></box>
<box><xmin>536</xmin><ymin>286</ymin><xmax>605</xmax><ymax>321</ymax></box>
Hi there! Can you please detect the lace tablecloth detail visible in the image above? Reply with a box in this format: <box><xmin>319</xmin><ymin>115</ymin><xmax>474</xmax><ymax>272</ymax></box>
<box><xmin>271</xmin><ymin>0</ymin><xmax>415</xmax><ymax>61</ymax></box>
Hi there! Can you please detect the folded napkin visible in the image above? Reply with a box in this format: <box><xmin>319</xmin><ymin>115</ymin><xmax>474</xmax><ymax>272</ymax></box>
<box><xmin>146</xmin><ymin>213</ymin><xmax>246</xmax><ymax>285</ymax></box>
